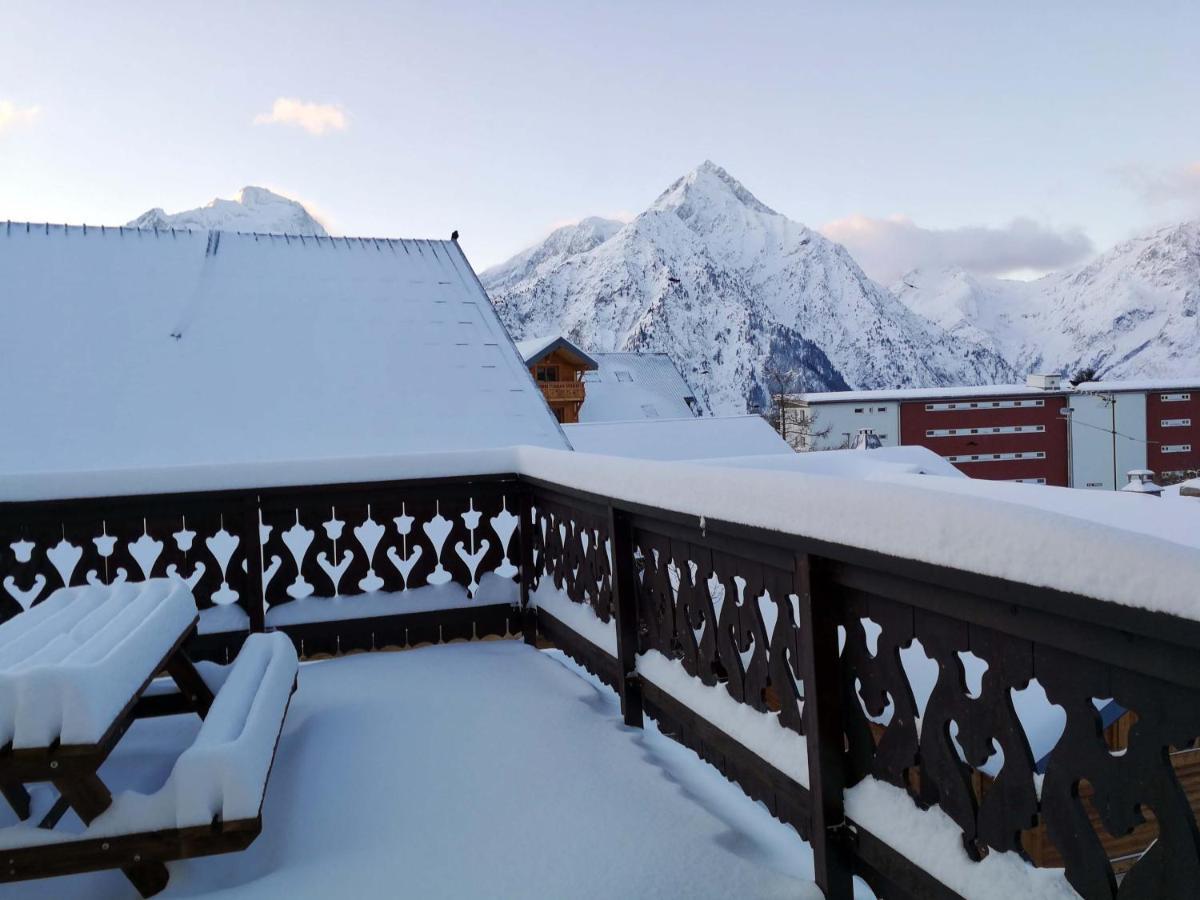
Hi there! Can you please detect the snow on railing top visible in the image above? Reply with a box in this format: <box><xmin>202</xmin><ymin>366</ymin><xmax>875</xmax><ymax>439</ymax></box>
<box><xmin>3</xmin><ymin>446</ymin><xmax>1199</xmax><ymax>623</ymax></box>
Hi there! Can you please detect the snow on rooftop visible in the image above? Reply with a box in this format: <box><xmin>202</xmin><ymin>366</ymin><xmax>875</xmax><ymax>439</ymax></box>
<box><xmin>1075</xmin><ymin>377</ymin><xmax>1200</xmax><ymax>393</ymax></box>
<box><xmin>0</xmin><ymin>223</ymin><xmax>566</xmax><ymax>475</ymax></box>
<box><xmin>801</xmin><ymin>375</ymin><xmax>1200</xmax><ymax>405</ymax></box>
<box><xmin>2</xmin><ymin>643</ymin><xmax>822</xmax><ymax>900</ymax></box>
<box><xmin>579</xmin><ymin>352</ymin><xmax>699</xmax><ymax>422</ymax></box>
<box><xmin>565</xmin><ymin>415</ymin><xmax>791</xmax><ymax>460</ymax></box>
<box><xmin>514</xmin><ymin>334</ymin><xmax>561</xmax><ymax>361</ymax></box>
<box><xmin>799</xmin><ymin>384</ymin><xmax>1060</xmax><ymax>404</ymax></box>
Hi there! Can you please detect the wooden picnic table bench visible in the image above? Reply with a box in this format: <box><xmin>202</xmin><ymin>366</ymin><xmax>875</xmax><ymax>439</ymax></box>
<box><xmin>0</xmin><ymin>579</ymin><xmax>297</xmax><ymax>897</ymax></box>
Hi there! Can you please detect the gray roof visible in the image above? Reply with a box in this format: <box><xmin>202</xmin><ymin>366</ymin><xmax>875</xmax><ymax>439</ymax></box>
<box><xmin>580</xmin><ymin>353</ymin><xmax>698</xmax><ymax>423</ymax></box>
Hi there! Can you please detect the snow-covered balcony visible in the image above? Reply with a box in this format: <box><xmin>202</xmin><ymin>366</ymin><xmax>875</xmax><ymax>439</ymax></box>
<box><xmin>3</xmin><ymin>446</ymin><xmax>1200</xmax><ymax>899</ymax></box>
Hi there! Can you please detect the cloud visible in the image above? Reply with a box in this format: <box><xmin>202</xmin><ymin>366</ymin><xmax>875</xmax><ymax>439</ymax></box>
<box><xmin>253</xmin><ymin>98</ymin><xmax>347</xmax><ymax>136</ymax></box>
<box><xmin>0</xmin><ymin>100</ymin><xmax>40</xmax><ymax>135</ymax></box>
<box><xmin>820</xmin><ymin>214</ymin><xmax>1094</xmax><ymax>284</ymax></box>
<box><xmin>1116</xmin><ymin>160</ymin><xmax>1200</xmax><ymax>211</ymax></box>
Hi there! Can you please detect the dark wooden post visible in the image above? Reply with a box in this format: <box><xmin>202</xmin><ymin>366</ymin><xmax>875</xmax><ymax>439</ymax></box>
<box><xmin>243</xmin><ymin>494</ymin><xmax>266</xmax><ymax>634</ymax></box>
<box><xmin>517</xmin><ymin>486</ymin><xmax>537</xmax><ymax>646</ymax></box>
<box><xmin>608</xmin><ymin>505</ymin><xmax>643</xmax><ymax>728</ymax></box>
<box><xmin>796</xmin><ymin>553</ymin><xmax>854</xmax><ymax>899</ymax></box>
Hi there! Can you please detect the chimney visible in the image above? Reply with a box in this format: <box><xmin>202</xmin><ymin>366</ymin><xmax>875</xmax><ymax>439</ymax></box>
<box><xmin>1121</xmin><ymin>469</ymin><xmax>1162</xmax><ymax>497</ymax></box>
<box><xmin>1026</xmin><ymin>372</ymin><xmax>1063</xmax><ymax>391</ymax></box>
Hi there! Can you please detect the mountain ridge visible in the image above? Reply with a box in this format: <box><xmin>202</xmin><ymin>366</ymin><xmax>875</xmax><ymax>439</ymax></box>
<box><xmin>482</xmin><ymin>161</ymin><xmax>1016</xmax><ymax>415</ymax></box>
<box><xmin>893</xmin><ymin>218</ymin><xmax>1200</xmax><ymax>380</ymax></box>
<box><xmin>127</xmin><ymin>186</ymin><xmax>328</xmax><ymax>236</ymax></box>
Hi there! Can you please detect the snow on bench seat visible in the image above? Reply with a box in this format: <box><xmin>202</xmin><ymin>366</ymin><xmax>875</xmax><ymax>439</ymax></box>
<box><xmin>168</xmin><ymin>631</ymin><xmax>297</xmax><ymax>827</ymax></box>
<box><xmin>0</xmin><ymin>632</ymin><xmax>298</xmax><ymax>851</ymax></box>
<box><xmin>0</xmin><ymin>579</ymin><xmax>197</xmax><ymax>749</ymax></box>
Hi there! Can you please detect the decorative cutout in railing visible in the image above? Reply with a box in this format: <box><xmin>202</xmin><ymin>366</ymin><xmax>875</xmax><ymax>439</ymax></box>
<box><xmin>0</xmin><ymin>501</ymin><xmax>254</xmax><ymax>623</ymax></box>
<box><xmin>258</xmin><ymin>483</ymin><xmax>520</xmax><ymax>612</ymax></box>
<box><xmin>0</xmin><ymin>478</ymin><xmax>524</xmax><ymax>658</ymax></box>
<box><xmin>528</xmin><ymin>491</ymin><xmax>612</xmax><ymax>626</ymax></box>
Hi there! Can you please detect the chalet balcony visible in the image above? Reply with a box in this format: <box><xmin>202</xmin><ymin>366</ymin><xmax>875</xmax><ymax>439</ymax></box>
<box><xmin>538</xmin><ymin>379</ymin><xmax>586</xmax><ymax>403</ymax></box>
<box><xmin>2</xmin><ymin>448</ymin><xmax>1199</xmax><ymax>899</ymax></box>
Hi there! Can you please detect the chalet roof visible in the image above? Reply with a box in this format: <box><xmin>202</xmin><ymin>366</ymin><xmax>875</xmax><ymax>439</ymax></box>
<box><xmin>515</xmin><ymin>334</ymin><xmax>598</xmax><ymax>370</ymax></box>
<box><xmin>564</xmin><ymin>415</ymin><xmax>791</xmax><ymax>460</ymax></box>
<box><xmin>0</xmin><ymin>222</ymin><xmax>568</xmax><ymax>475</ymax></box>
<box><xmin>580</xmin><ymin>353</ymin><xmax>698</xmax><ymax>422</ymax></box>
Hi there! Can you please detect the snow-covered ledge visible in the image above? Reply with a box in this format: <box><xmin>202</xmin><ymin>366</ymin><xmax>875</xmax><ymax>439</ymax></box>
<box><xmin>5</xmin><ymin>444</ymin><xmax>1200</xmax><ymax>621</ymax></box>
<box><xmin>844</xmin><ymin>779</ymin><xmax>1077</xmax><ymax>900</ymax></box>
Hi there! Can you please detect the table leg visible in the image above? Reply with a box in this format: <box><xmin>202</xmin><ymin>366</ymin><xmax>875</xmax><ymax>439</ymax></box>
<box><xmin>165</xmin><ymin>649</ymin><xmax>215</xmax><ymax>718</ymax></box>
<box><xmin>54</xmin><ymin>773</ymin><xmax>170</xmax><ymax>897</ymax></box>
<box><xmin>1</xmin><ymin>777</ymin><xmax>31</xmax><ymax>820</ymax></box>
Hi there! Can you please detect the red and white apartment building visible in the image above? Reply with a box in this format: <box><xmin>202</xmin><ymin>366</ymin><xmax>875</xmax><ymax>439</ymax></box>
<box><xmin>795</xmin><ymin>374</ymin><xmax>1200</xmax><ymax>490</ymax></box>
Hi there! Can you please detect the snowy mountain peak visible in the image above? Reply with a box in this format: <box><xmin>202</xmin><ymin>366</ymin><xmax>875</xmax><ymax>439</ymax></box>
<box><xmin>652</xmin><ymin>160</ymin><xmax>777</xmax><ymax>218</ymax></box>
<box><xmin>127</xmin><ymin>186</ymin><xmax>328</xmax><ymax>236</ymax></box>
<box><xmin>895</xmin><ymin>218</ymin><xmax>1200</xmax><ymax>380</ymax></box>
<box><xmin>485</xmin><ymin>163</ymin><xmax>1015</xmax><ymax>416</ymax></box>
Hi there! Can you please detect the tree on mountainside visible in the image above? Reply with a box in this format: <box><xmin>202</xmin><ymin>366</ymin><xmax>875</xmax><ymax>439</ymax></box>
<box><xmin>1070</xmin><ymin>366</ymin><xmax>1098</xmax><ymax>386</ymax></box>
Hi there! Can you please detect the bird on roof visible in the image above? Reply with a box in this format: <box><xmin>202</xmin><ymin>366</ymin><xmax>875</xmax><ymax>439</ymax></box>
<box><xmin>451</xmin><ymin>230</ymin><xmax>459</xmax><ymax>241</ymax></box>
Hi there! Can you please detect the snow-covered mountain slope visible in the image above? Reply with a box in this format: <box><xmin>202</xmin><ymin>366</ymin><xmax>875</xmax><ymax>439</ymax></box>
<box><xmin>128</xmin><ymin>187</ymin><xmax>328</xmax><ymax>236</ymax></box>
<box><xmin>483</xmin><ymin>162</ymin><xmax>1015</xmax><ymax>415</ymax></box>
<box><xmin>894</xmin><ymin>220</ymin><xmax>1200</xmax><ymax>380</ymax></box>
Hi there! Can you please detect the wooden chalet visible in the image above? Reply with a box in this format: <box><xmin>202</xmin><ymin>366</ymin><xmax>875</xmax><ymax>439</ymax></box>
<box><xmin>516</xmin><ymin>336</ymin><xmax>598</xmax><ymax>424</ymax></box>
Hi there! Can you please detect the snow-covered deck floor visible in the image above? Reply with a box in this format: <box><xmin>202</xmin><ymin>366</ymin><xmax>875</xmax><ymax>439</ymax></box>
<box><xmin>4</xmin><ymin>642</ymin><xmax>821</xmax><ymax>899</ymax></box>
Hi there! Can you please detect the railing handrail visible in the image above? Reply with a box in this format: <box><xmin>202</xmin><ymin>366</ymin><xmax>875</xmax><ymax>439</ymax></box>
<box><xmin>5</xmin><ymin>446</ymin><xmax>1199</xmax><ymax>634</ymax></box>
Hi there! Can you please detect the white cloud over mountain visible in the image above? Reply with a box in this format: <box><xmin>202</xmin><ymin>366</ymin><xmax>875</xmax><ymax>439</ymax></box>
<box><xmin>253</xmin><ymin>98</ymin><xmax>347</xmax><ymax>136</ymax></box>
<box><xmin>820</xmin><ymin>214</ymin><xmax>1094</xmax><ymax>283</ymax></box>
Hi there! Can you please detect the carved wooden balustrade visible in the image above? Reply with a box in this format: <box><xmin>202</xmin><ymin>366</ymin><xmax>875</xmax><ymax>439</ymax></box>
<box><xmin>522</xmin><ymin>476</ymin><xmax>1200</xmax><ymax>900</ymax></box>
<box><xmin>3</xmin><ymin>468</ymin><xmax>1200</xmax><ymax>899</ymax></box>
<box><xmin>0</xmin><ymin>475</ymin><xmax>525</xmax><ymax>661</ymax></box>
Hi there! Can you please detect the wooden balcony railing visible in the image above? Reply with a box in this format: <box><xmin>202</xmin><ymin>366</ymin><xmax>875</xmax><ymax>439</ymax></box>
<box><xmin>3</xmin><ymin>460</ymin><xmax>1199</xmax><ymax>899</ymax></box>
<box><xmin>538</xmin><ymin>380</ymin><xmax>585</xmax><ymax>403</ymax></box>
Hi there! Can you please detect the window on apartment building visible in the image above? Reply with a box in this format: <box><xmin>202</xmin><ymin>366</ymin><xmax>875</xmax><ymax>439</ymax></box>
<box><xmin>535</xmin><ymin>365</ymin><xmax>560</xmax><ymax>382</ymax></box>
<box><xmin>854</xmin><ymin>407</ymin><xmax>864</xmax><ymax>413</ymax></box>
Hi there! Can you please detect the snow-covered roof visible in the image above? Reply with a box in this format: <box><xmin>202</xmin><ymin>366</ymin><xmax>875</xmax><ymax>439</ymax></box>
<box><xmin>0</xmin><ymin>223</ymin><xmax>567</xmax><ymax>475</ymax></box>
<box><xmin>564</xmin><ymin>415</ymin><xmax>792</xmax><ymax>460</ymax></box>
<box><xmin>801</xmin><ymin>376</ymin><xmax>1200</xmax><ymax>405</ymax></box>
<box><xmin>579</xmin><ymin>353</ymin><xmax>698</xmax><ymax>422</ymax></box>
<box><xmin>798</xmin><ymin>384</ymin><xmax>1060</xmax><ymax>405</ymax></box>
<box><xmin>515</xmin><ymin>334</ymin><xmax>598</xmax><ymax>369</ymax></box>
<box><xmin>1076</xmin><ymin>377</ymin><xmax>1200</xmax><ymax>393</ymax></box>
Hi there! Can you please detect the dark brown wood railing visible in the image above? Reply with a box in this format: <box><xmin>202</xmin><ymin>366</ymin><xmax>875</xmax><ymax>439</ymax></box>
<box><xmin>521</xmin><ymin>477</ymin><xmax>1200</xmax><ymax>900</ymax></box>
<box><xmin>4</xmin><ymin>470</ymin><xmax>1200</xmax><ymax>898</ymax></box>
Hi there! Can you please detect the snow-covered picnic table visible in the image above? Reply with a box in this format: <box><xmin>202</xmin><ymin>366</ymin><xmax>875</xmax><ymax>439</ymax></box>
<box><xmin>0</xmin><ymin>579</ymin><xmax>297</xmax><ymax>898</ymax></box>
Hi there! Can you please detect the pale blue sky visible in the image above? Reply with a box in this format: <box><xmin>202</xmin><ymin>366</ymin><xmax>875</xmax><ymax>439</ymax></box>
<box><xmin>2</xmin><ymin>1</ymin><xmax>1197</xmax><ymax>279</ymax></box>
